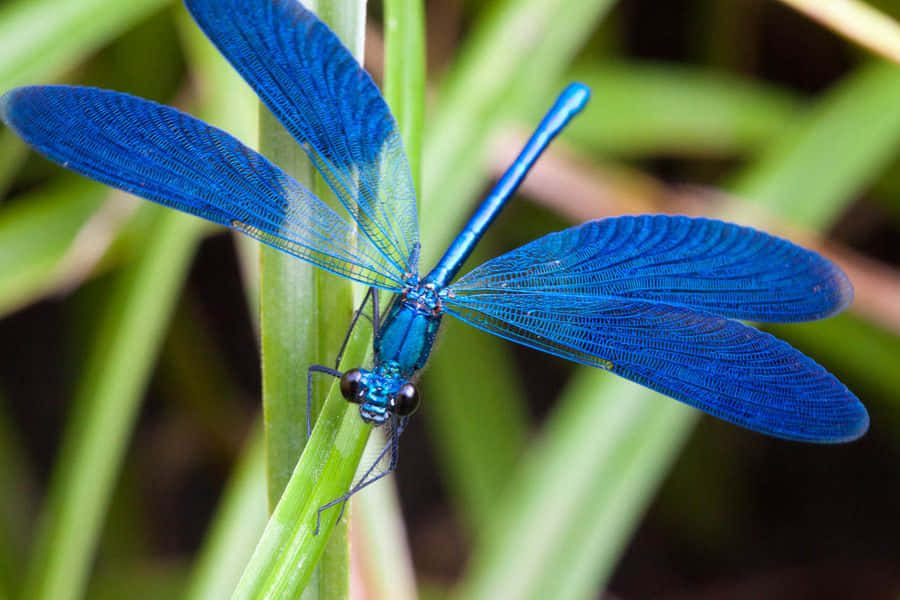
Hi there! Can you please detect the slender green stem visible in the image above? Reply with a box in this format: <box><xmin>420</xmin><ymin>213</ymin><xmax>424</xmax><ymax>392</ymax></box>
<box><xmin>251</xmin><ymin>1</ymin><xmax>367</xmax><ymax>598</ymax></box>
<box><xmin>385</xmin><ymin>0</ymin><xmax>425</xmax><ymax>192</ymax></box>
<box><xmin>21</xmin><ymin>209</ymin><xmax>202</xmax><ymax>600</ymax></box>
<box><xmin>232</xmin><ymin>329</ymin><xmax>371</xmax><ymax>598</ymax></box>
<box><xmin>455</xmin><ymin>57</ymin><xmax>899</xmax><ymax>600</ymax></box>
<box><xmin>185</xmin><ymin>425</ymin><xmax>267</xmax><ymax>600</ymax></box>
<box><xmin>0</xmin><ymin>0</ymin><xmax>171</xmax><ymax>88</ymax></box>
<box><xmin>346</xmin><ymin>2</ymin><xmax>424</xmax><ymax>597</ymax></box>
<box><xmin>421</xmin><ymin>0</ymin><xmax>615</xmax><ymax>536</ymax></box>
<box><xmin>730</xmin><ymin>61</ymin><xmax>900</xmax><ymax>230</ymax></box>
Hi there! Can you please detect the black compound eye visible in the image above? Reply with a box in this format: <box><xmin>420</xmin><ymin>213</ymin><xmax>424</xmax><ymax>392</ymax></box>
<box><xmin>340</xmin><ymin>369</ymin><xmax>364</xmax><ymax>403</ymax></box>
<box><xmin>391</xmin><ymin>383</ymin><xmax>420</xmax><ymax>416</ymax></box>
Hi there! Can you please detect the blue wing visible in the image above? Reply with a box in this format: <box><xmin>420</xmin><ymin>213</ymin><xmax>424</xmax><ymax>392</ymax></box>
<box><xmin>448</xmin><ymin>216</ymin><xmax>852</xmax><ymax>322</ymax></box>
<box><xmin>0</xmin><ymin>85</ymin><xmax>406</xmax><ymax>290</ymax></box>
<box><xmin>186</xmin><ymin>0</ymin><xmax>419</xmax><ymax>276</ymax></box>
<box><xmin>443</xmin><ymin>292</ymin><xmax>868</xmax><ymax>442</ymax></box>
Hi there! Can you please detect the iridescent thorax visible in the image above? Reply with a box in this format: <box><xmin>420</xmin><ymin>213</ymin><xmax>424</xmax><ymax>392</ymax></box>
<box><xmin>341</xmin><ymin>282</ymin><xmax>442</xmax><ymax>425</ymax></box>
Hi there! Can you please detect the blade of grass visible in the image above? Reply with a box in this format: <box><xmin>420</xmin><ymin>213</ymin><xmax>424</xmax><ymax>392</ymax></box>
<box><xmin>421</xmin><ymin>0</ymin><xmax>618</xmax><ymax>260</ymax></box>
<box><xmin>0</xmin><ymin>177</ymin><xmax>107</xmax><ymax>317</ymax></box>
<box><xmin>454</xmin><ymin>58</ymin><xmax>897</xmax><ymax>600</ymax></box>
<box><xmin>454</xmin><ymin>374</ymin><xmax>695</xmax><ymax>600</ymax></box>
<box><xmin>384</xmin><ymin>0</ymin><xmax>425</xmax><ymax>194</ymax></box>
<box><xmin>0</xmin><ymin>0</ymin><xmax>172</xmax><ymax>89</ymax></box>
<box><xmin>20</xmin><ymin>207</ymin><xmax>203</xmax><ymax>600</ymax></box>
<box><xmin>351</xmin><ymin>432</ymin><xmax>418</xmax><ymax>600</ymax></box>
<box><xmin>775</xmin><ymin>0</ymin><xmax>900</xmax><ymax>65</ymax></box>
<box><xmin>345</xmin><ymin>2</ymin><xmax>423</xmax><ymax>597</ymax></box>
<box><xmin>564</xmin><ymin>61</ymin><xmax>801</xmax><ymax>157</ymax></box>
<box><xmin>252</xmin><ymin>1</ymin><xmax>366</xmax><ymax>598</ymax></box>
<box><xmin>17</xmin><ymin>4</ymin><xmax>259</xmax><ymax>593</ymax></box>
<box><xmin>420</xmin><ymin>0</ymin><xmax>615</xmax><ymax>537</ymax></box>
<box><xmin>0</xmin><ymin>392</ymin><xmax>35</xmax><ymax>598</ymax></box>
<box><xmin>730</xmin><ymin>60</ymin><xmax>900</xmax><ymax>230</ymax></box>
<box><xmin>185</xmin><ymin>425</ymin><xmax>267</xmax><ymax>600</ymax></box>
<box><xmin>232</xmin><ymin>370</ymin><xmax>371</xmax><ymax>598</ymax></box>
<box><xmin>0</xmin><ymin>129</ymin><xmax>27</xmax><ymax>196</ymax></box>
<box><xmin>171</xmin><ymin>10</ymin><xmax>266</xmax><ymax>596</ymax></box>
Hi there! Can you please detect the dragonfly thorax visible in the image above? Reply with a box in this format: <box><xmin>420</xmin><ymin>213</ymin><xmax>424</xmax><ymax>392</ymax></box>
<box><xmin>374</xmin><ymin>283</ymin><xmax>445</xmax><ymax>378</ymax></box>
<box><xmin>340</xmin><ymin>364</ymin><xmax>419</xmax><ymax>425</ymax></box>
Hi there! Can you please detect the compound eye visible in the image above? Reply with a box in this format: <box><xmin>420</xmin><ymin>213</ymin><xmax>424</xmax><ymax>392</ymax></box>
<box><xmin>391</xmin><ymin>383</ymin><xmax>420</xmax><ymax>416</ymax></box>
<box><xmin>340</xmin><ymin>369</ymin><xmax>364</xmax><ymax>403</ymax></box>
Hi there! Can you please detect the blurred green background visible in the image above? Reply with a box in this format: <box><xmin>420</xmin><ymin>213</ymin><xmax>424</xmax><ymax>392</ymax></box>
<box><xmin>0</xmin><ymin>0</ymin><xmax>899</xmax><ymax>598</ymax></box>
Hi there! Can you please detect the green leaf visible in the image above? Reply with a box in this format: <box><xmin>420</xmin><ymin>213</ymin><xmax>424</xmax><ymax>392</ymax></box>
<box><xmin>420</xmin><ymin>0</ymin><xmax>615</xmax><ymax>537</ymax></box>
<box><xmin>249</xmin><ymin>1</ymin><xmax>367</xmax><ymax>598</ymax></box>
<box><xmin>0</xmin><ymin>0</ymin><xmax>172</xmax><ymax>88</ymax></box>
<box><xmin>0</xmin><ymin>177</ymin><xmax>107</xmax><ymax>318</ymax></box>
<box><xmin>20</xmin><ymin>208</ymin><xmax>203</xmax><ymax>600</ymax></box>
<box><xmin>421</xmin><ymin>0</ymin><xmax>618</xmax><ymax>262</ymax></box>
<box><xmin>455</xmin><ymin>374</ymin><xmax>695</xmax><ymax>600</ymax></box>
<box><xmin>232</xmin><ymin>366</ymin><xmax>370</xmax><ymax>598</ymax></box>
<box><xmin>0</xmin><ymin>391</ymin><xmax>36</xmax><ymax>598</ymax></box>
<box><xmin>347</xmin><ymin>2</ymin><xmax>423</xmax><ymax>597</ymax></box>
<box><xmin>384</xmin><ymin>0</ymin><xmax>425</xmax><ymax>193</ymax></box>
<box><xmin>565</xmin><ymin>61</ymin><xmax>801</xmax><ymax>157</ymax></box>
<box><xmin>730</xmin><ymin>60</ymin><xmax>900</xmax><ymax>229</ymax></box>
<box><xmin>455</xmin><ymin>54</ymin><xmax>898</xmax><ymax>600</ymax></box>
<box><xmin>185</xmin><ymin>425</ymin><xmax>267</xmax><ymax>600</ymax></box>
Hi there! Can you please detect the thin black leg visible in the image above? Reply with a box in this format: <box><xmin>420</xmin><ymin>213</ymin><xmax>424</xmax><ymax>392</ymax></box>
<box><xmin>306</xmin><ymin>364</ymin><xmax>342</xmax><ymax>440</ymax></box>
<box><xmin>308</xmin><ymin>287</ymin><xmax>380</xmax><ymax>438</ymax></box>
<box><xmin>371</xmin><ymin>288</ymin><xmax>381</xmax><ymax>334</ymax></box>
<box><xmin>313</xmin><ymin>416</ymin><xmax>405</xmax><ymax>535</ymax></box>
<box><xmin>333</xmin><ymin>287</ymin><xmax>378</xmax><ymax>370</ymax></box>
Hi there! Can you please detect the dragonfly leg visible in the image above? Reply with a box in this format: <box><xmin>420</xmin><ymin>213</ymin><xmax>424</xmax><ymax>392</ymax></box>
<box><xmin>333</xmin><ymin>287</ymin><xmax>379</xmax><ymax>370</ymax></box>
<box><xmin>306</xmin><ymin>288</ymin><xmax>382</xmax><ymax>439</ymax></box>
<box><xmin>306</xmin><ymin>364</ymin><xmax>342</xmax><ymax>440</ymax></box>
<box><xmin>313</xmin><ymin>416</ymin><xmax>406</xmax><ymax>535</ymax></box>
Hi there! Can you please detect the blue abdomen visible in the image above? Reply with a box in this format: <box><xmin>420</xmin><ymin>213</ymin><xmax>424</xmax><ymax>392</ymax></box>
<box><xmin>375</xmin><ymin>298</ymin><xmax>442</xmax><ymax>377</ymax></box>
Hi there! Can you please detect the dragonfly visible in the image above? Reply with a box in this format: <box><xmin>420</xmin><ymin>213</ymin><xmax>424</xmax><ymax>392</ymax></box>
<box><xmin>2</xmin><ymin>0</ymin><xmax>868</xmax><ymax>522</ymax></box>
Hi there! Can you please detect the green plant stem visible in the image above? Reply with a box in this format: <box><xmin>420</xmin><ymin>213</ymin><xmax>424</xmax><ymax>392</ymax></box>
<box><xmin>730</xmin><ymin>61</ymin><xmax>900</xmax><ymax>229</ymax></box>
<box><xmin>344</xmin><ymin>3</ymin><xmax>424</xmax><ymax>597</ymax></box>
<box><xmin>421</xmin><ymin>0</ymin><xmax>615</xmax><ymax>537</ymax></box>
<box><xmin>232</xmin><ymin>332</ymin><xmax>371</xmax><ymax>598</ymax></box>
<box><xmin>565</xmin><ymin>61</ymin><xmax>801</xmax><ymax>157</ymax></box>
<box><xmin>0</xmin><ymin>177</ymin><xmax>107</xmax><ymax>317</ymax></box>
<box><xmin>185</xmin><ymin>425</ymin><xmax>267</xmax><ymax>600</ymax></box>
<box><xmin>20</xmin><ymin>209</ymin><xmax>202</xmax><ymax>600</ymax></box>
<box><xmin>0</xmin><ymin>0</ymin><xmax>171</xmax><ymax>88</ymax></box>
<box><xmin>454</xmin><ymin>57</ymin><xmax>899</xmax><ymax>600</ymax></box>
<box><xmin>254</xmin><ymin>1</ymin><xmax>366</xmax><ymax>598</ymax></box>
<box><xmin>384</xmin><ymin>0</ymin><xmax>425</xmax><ymax>192</ymax></box>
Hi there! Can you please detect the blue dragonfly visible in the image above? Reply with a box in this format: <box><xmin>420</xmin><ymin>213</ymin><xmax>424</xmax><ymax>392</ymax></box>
<box><xmin>1</xmin><ymin>0</ymin><xmax>868</xmax><ymax>519</ymax></box>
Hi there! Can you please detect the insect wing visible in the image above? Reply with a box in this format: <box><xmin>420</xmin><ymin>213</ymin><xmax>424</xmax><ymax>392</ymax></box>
<box><xmin>443</xmin><ymin>291</ymin><xmax>868</xmax><ymax>442</ymax></box>
<box><xmin>0</xmin><ymin>85</ymin><xmax>405</xmax><ymax>289</ymax></box>
<box><xmin>448</xmin><ymin>215</ymin><xmax>852</xmax><ymax>322</ymax></box>
<box><xmin>186</xmin><ymin>0</ymin><xmax>420</xmax><ymax>277</ymax></box>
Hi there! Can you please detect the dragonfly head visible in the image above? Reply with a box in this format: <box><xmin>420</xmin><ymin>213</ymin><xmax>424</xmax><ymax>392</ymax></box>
<box><xmin>340</xmin><ymin>366</ymin><xmax>420</xmax><ymax>426</ymax></box>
